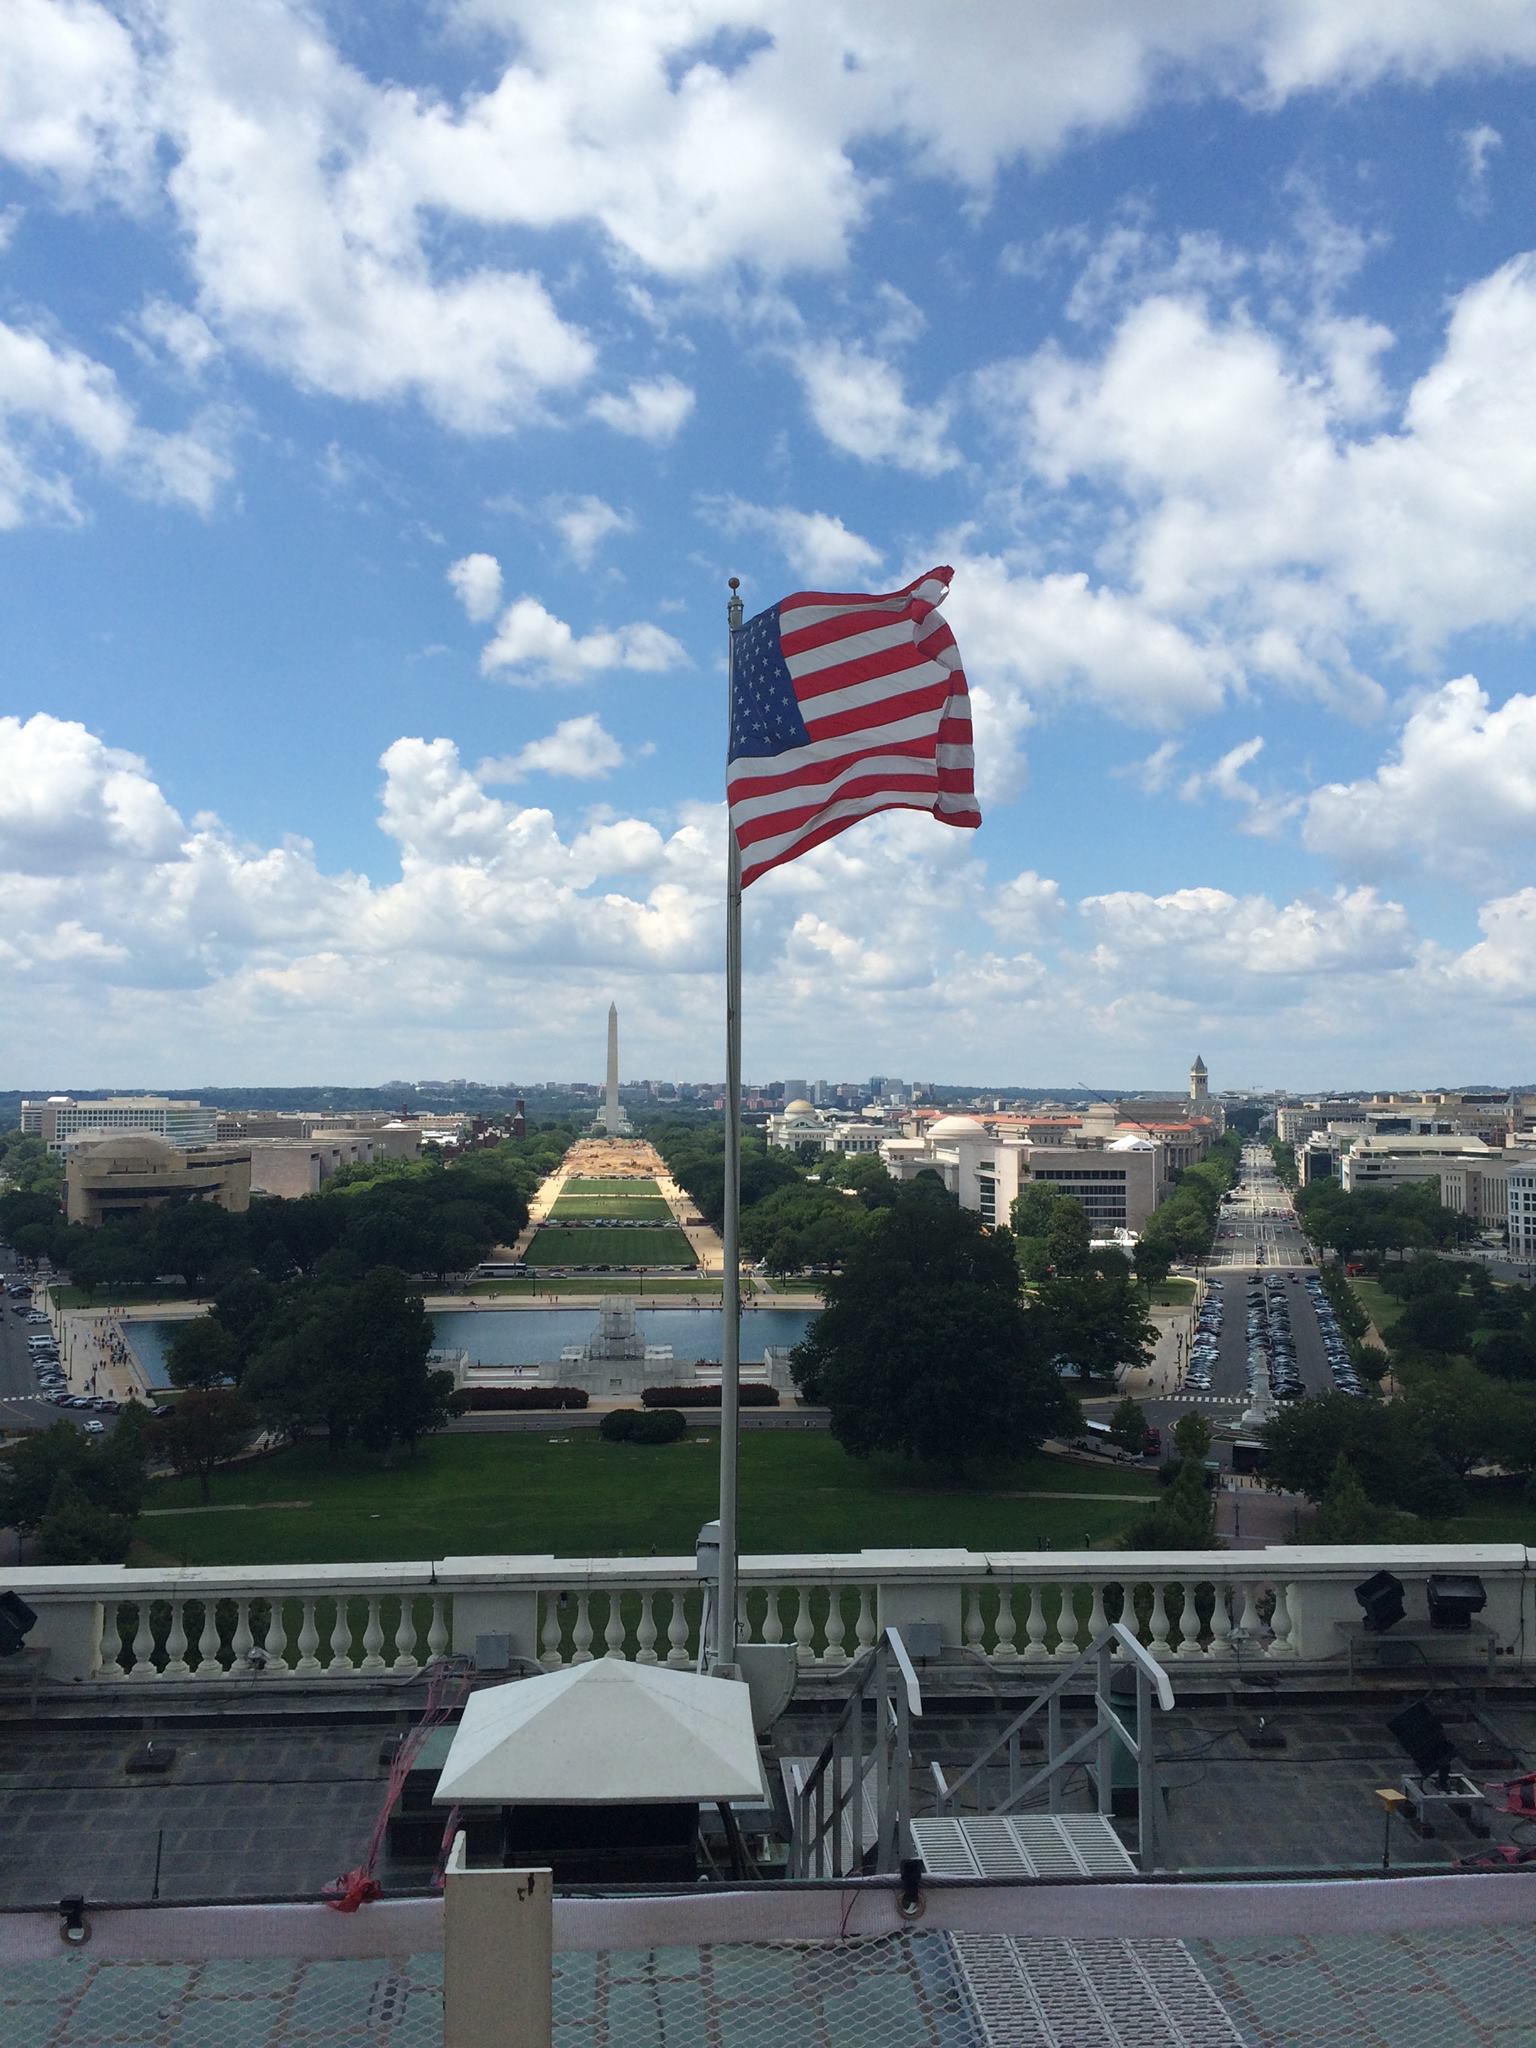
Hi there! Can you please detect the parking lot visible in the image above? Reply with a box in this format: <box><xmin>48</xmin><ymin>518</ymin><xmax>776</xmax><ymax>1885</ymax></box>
<box><xmin>0</xmin><ymin>1253</ymin><xmax>125</xmax><ymax>1435</ymax></box>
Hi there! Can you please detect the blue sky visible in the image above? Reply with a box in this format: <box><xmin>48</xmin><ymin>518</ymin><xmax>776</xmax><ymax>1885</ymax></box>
<box><xmin>3</xmin><ymin>2</ymin><xmax>1536</xmax><ymax>1089</ymax></box>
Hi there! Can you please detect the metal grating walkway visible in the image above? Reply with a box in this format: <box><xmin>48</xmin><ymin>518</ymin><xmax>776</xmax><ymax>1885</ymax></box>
<box><xmin>915</xmin><ymin>1818</ymin><xmax>1246</xmax><ymax>2047</ymax></box>
<box><xmin>912</xmin><ymin>1813</ymin><xmax>1137</xmax><ymax>1879</ymax></box>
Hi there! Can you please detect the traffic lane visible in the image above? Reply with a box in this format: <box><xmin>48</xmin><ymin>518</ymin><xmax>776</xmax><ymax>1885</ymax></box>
<box><xmin>0</xmin><ymin>1288</ymin><xmax>74</xmax><ymax>1428</ymax></box>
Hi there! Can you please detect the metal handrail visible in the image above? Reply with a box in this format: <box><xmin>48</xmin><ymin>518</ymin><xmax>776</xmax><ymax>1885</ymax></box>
<box><xmin>932</xmin><ymin>1623</ymin><xmax>1176</xmax><ymax>1870</ymax></box>
<box><xmin>787</xmin><ymin>1628</ymin><xmax>922</xmax><ymax>1880</ymax></box>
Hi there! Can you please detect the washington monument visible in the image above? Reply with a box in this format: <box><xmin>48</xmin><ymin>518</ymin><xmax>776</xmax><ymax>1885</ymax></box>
<box><xmin>602</xmin><ymin>1001</ymin><xmax>628</xmax><ymax>1135</ymax></box>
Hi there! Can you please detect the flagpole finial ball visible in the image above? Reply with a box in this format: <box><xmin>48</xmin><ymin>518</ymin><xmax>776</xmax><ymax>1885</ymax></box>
<box><xmin>728</xmin><ymin>576</ymin><xmax>740</xmax><ymax>592</ymax></box>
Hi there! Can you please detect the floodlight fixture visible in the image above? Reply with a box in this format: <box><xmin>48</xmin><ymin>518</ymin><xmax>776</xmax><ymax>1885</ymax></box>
<box><xmin>1388</xmin><ymin>1699</ymin><xmax>1456</xmax><ymax>1788</ymax></box>
<box><xmin>1426</xmin><ymin>1574</ymin><xmax>1486</xmax><ymax>1632</ymax></box>
<box><xmin>0</xmin><ymin>1592</ymin><xmax>37</xmax><ymax>1658</ymax></box>
<box><xmin>1354</xmin><ymin>1569</ymin><xmax>1406</xmax><ymax>1634</ymax></box>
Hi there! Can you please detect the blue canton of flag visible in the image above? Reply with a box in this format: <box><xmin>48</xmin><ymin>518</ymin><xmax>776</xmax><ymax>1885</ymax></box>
<box><xmin>727</xmin><ymin>606</ymin><xmax>812</xmax><ymax>759</ymax></box>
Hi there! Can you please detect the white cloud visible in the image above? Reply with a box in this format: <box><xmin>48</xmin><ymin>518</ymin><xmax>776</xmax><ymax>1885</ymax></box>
<box><xmin>447</xmin><ymin>551</ymin><xmax>504</xmax><ymax>623</ymax></box>
<box><xmin>792</xmin><ymin>339</ymin><xmax>958</xmax><ymax>474</ymax></box>
<box><xmin>127</xmin><ymin>296</ymin><xmax>221</xmax><ymax>375</ymax></box>
<box><xmin>702</xmin><ymin>496</ymin><xmax>882</xmax><ymax>584</ymax></box>
<box><xmin>549</xmin><ymin>494</ymin><xmax>633</xmax><ymax>566</ymax></box>
<box><xmin>0</xmin><ymin>714</ymin><xmax>184</xmax><ymax>870</ymax></box>
<box><xmin>1460</xmin><ymin>122</ymin><xmax>1503</xmax><ymax>212</ymax></box>
<box><xmin>984</xmin><ymin>869</ymin><xmax>1067</xmax><ymax>945</ymax></box>
<box><xmin>1079</xmin><ymin>882</ymin><xmax>1418</xmax><ymax>980</ymax></box>
<box><xmin>946</xmin><ymin>555</ymin><xmax>1232</xmax><ymax>728</ymax></box>
<box><xmin>0</xmin><ymin>318</ymin><xmax>231</xmax><ymax>525</ymax></box>
<box><xmin>587</xmin><ymin>376</ymin><xmax>695</xmax><ymax>443</ymax></box>
<box><xmin>479</xmin><ymin>596</ymin><xmax>687</xmax><ymax>684</ymax></box>
<box><xmin>1304</xmin><ymin>676</ymin><xmax>1536</xmax><ymax>879</ymax></box>
<box><xmin>1178</xmin><ymin>735</ymin><xmax>1300</xmax><ymax>835</ymax></box>
<box><xmin>478</xmin><ymin>714</ymin><xmax>626</xmax><ymax>782</ymax></box>
<box><xmin>984</xmin><ymin>252</ymin><xmax>1536</xmax><ymax>695</ymax></box>
<box><xmin>0</xmin><ymin>0</ymin><xmax>154</xmax><ymax>200</ymax></box>
<box><xmin>1448</xmin><ymin>887</ymin><xmax>1536</xmax><ymax>995</ymax></box>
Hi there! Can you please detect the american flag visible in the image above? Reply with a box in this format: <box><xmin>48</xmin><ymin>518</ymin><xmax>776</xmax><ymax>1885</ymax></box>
<box><xmin>727</xmin><ymin>566</ymin><xmax>980</xmax><ymax>888</ymax></box>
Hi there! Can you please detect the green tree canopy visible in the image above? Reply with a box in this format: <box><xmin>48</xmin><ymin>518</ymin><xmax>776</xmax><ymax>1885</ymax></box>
<box><xmin>790</xmin><ymin>1190</ymin><xmax>1077</xmax><ymax>1476</ymax></box>
<box><xmin>166</xmin><ymin>1316</ymin><xmax>243</xmax><ymax>1391</ymax></box>
<box><xmin>150</xmin><ymin>1390</ymin><xmax>258</xmax><ymax>1504</ymax></box>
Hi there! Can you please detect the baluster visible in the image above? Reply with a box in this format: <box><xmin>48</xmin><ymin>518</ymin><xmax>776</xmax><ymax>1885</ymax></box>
<box><xmin>822</xmin><ymin>1587</ymin><xmax>847</xmax><ymax>1668</ymax></box>
<box><xmin>426</xmin><ymin>1594</ymin><xmax>449</xmax><ymax>1665</ymax></box>
<box><xmin>326</xmin><ymin>1599</ymin><xmax>354</xmax><ymax>1674</ymax></box>
<box><xmin>262</xmin><ymin>1598</ymin><xmax>290</xmax><ymax>1674</ymax></box>
<box><xmin>361</xmin><ymin>1597</ymin><xmax>386</xmax><ymax>1673</ymax></box>
<box><xmin>1023</xmin><ymin>1583</ymin><xmax>1050</xmax><ymax>1662</ymax></box>
<box><xmin>295</xmin><ymin>1598</ymin><xmax>322</xmax><ymax>1675</ymax></box>
<box><xmin>1175</xmin><ymin>1582</ymin><xmax>1205</xmax><ymax>1658</ymax></box>
<box><xmin>761</xmin><ymin>1587</ymin><xmax>784</xmax><ymax>1645</ymax></box>
<box><xmin>1237</xmin><ymin>1581</ymin><xmax>1262</xmax><ymax>1648</ymax></box>
<box><xmin>1206</xmin><ymin>1582</ymin><xmax>1233</xmax><ymax>1659</ymax></box>
<box><xmin>389</xmin><ymin>1596</ymin><xmax>418</xmax><ymax>1676</ymax></box>
<box><xmin>992</xmin><ymin>1584</ymin><xmax>1019</xmax><ymax>1662</ymax></box>
<box><xmin>665</xmin><ymin>1591</ymin><xmax>690</xmax><ymax>1667</ymax></box>
<box><xmin>540</xmin><ymin>1596</ymin><xmax>565</xmax><ymax>1670</ymax></box>
<box><xmin>604</xmin><ymin>1594</ymin><xmax>626</xmax><ymax>1660</ymax></box>
<box><xmin>163</xmin><ymin>1602</ymin><xmax>190</xmax><ymax>1679</ymax></box>
<box><xmin>230</xmin><ymin>1599</ymin><xmax>255</xmax><ymax>1675</ymax></box>
<box><xmin>130</xmin><ymin>1603</ymin><xmax>157</xmax><ymax>1678</ymax></box>
<box><xmin>1147</xmin><ymin>1583</ymin><xmax>1173</xmax><ymax>1661</ymax></box>
<box><xmin>1086</xmin><ymin>1581</ymin><xmax>1108</xmax><ymax>1649</ymax></box>
<box><xmin>194</xmin><ymin>1602</ymin><xmax>224</xmax><ymax>1678</ymax></box>
<box><xmin>572</xmin><ymin>1592</ymin><xmax>594</xmax><ymax>1663</ymax></box>
<box><xmin>963</xmin><ymin>1587</ymin><xmax>986</xmax><ymax>1658</ymax></box>
<box><xmin>793</xmin><ymin>1588</ymin><xmax>815</xmax><ymax>1666</ymax></box>
<box><xmin>737</xmin><ymin>1590</ymin><xmax>750</xmax><ymax>1654</ymax></box>
<box><xmin>1055</xmin><ymin>1584</ymin><xmax>1082</xmax><ymax>1662</ymax></box>
<box><xmin>855</xmin><ymin>1587</ymin><xmax>876</xmax><ymax>1657</ymax></box>
<box><xmin>98</xmin><ymin>1601</ymin><xmax>122</xmax><ymax>1678</ymax></box>
<box><xmin>636</xmin><ymin>1591</ymin><xmax>658</xmax><ymax>1665</ymax></box>
<box><xmin>1268</xmin><ymin>1581</ymin><xmax>1297</xmax><ymax>1657</ymax></box>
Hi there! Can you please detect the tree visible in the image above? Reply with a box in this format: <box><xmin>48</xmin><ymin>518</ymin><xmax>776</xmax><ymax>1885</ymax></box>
<box><xmin>1396</xmin><ymin>1292</ymin><xmax>1476</xmax><ymax>1356</ymax></box>
<box><xmin>790</xmin><ymin>1190</ymin><xmax>1077</xmax><ymax>1476</ymax></box>
<box><xmin>150</xmin><ymin>1390</ymin><xmax>257</xmax><ymax>1504</ymax></box>
<box><xmin>165</xmin><ymin>1317</ymin><xmax>242</xmax><ymax>1390</ymax></box>
<box><xmin>1043</xmin><ymin>1198</ymin><xmax>1093</xmax><ymax>1277</ymax></box>
<box><xmin>1124</xmin><ymin>1460</ymin><xmax>1214</xmax><ymax>1548</ymax></box>
<box><xmin>1035</xmin><ymin>1271</ymin><xmax>1155</xmax><ymax>1383</ymax></box>
<box><xmin>1308</xmin><ymin>1454</ymin><xmax>1396</xmax><ymax>1543</ymax></box>
<box><xmin>1010</xmin><ymin>1184</ymin><xmax>1064</xmax><ymax>1238</ymax></box>
<box><xmin>150</xmin><ymin>1201</ymin><xmax>242</xmax><ymax>1290</ymax></box>
<box><xmin>1107</xmin><ymin>1396</ymin><xmax>1147</xmax><ymax>1452</ymax></box>
<box><xmin>0</xmin><ymin>1421</ymin><xmax>146</xmax><ymax>1534</ymax></box>
<box><xmin>1173</xmin><ymin>1412</ymin><xmax>1213</xmax><ymax>1463</ymax></box>
<box><xmin>35</xmin><ymin>1479</ymin><xmax>134</xmax><ymax>1565</ymax></box>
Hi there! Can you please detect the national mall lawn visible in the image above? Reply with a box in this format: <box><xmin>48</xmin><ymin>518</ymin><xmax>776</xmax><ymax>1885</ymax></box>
<box><xmin>133</xmin><ymin>1431</ymin><xmax>1161</xmax><ymax>1567</ymax></box>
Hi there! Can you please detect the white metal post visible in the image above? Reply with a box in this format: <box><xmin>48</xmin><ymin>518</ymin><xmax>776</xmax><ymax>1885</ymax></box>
<box><xmin>442</xmin><ymin>1838</ymin><xmax>552</xmax><ymax>2048</ymax></box>
<box><xmin>714</xmin><ymin>577</ymin><xmax>745</xmax><ymax>1675</ymax></box>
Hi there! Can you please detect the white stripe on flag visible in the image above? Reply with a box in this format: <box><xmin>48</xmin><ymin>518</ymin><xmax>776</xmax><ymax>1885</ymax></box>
<box><xmin>729</xmin><ymin>750</ymin><xmax>944</xmax><ymax>828</ymax></box>
<box><xmin>726</xmin><ymin>709</ymin><xmax>958</xmax><ymax>789</ymax></box>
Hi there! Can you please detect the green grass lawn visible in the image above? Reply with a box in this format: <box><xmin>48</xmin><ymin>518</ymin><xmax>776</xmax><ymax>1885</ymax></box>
<box><xmin>561</xmin><ymin>1177</ymin><xmax>663</xmax><ymax>1198</ymax></box>
<box><xmin>133</xmin><ymin>1432</ymin><xmax>1160</xmax><ymax>1566</ymax></box>
<box><xmin>526</xmin><ymin>1225</ymin><xmax>696</xmax><ymax>1268</ymax></box>
<box><xmin>1348</xmin><ymin>1277</ymin><xmax>1402</xmax><ymax>1338</ymax></box>
<box><xmin>1149</xmin><ymin>1280</ymin><xmax>1196</xmax><ymax>1306</ymax></box>
<box><xmin>461</xmin><ymin>1277</ymin><xmax>721</xmax><ymax>1297</ymax></box>
<box><xmin>551</xmin><ymin>1194</ymin><xmax>675</xmax><ymax>1219</ymax></box>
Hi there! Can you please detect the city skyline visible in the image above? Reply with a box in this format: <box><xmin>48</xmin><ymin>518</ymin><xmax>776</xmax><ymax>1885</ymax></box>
<box><xmin>4</xmin><ymin>8</ymin><xmax>1536</xmax><ymax>1084</ymax></box>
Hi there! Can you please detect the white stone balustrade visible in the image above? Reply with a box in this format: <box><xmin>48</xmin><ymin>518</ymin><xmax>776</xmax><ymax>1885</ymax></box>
<box><xmin>4</xmin><ymin>1545</ymin><xmax>1530</xmax><ymax>1684</ymax></box>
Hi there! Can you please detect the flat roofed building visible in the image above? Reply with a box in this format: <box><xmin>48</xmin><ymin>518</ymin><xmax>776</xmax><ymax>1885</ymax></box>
<box><xmin>1510</xmin><ymin>1163</ymin><xmax>1536</xmax><ymax>1260</ymax></box>
<box><xmin>246</xmin><ymin>1127</ymin><xmax>421</xmax><ymax>1198</ymax></box>
<box><xmin>64</xmin><ymin>1133</ymin><xmax>251</xmax><ymax>1226</ymax></box>
<box><xmin>882</xmin><ymin>1115</ymin><xmax>1164</xmax><ymax>1234</ymax></box>
<box><xmin>23</xmin><ymin>1094</ymin><xmax>218</xmax><ymax>1153</ymax></box>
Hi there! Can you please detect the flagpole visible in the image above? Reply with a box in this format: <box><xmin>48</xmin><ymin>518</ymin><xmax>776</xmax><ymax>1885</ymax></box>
<box><xmin>714</xmin><ymin>574</ymin><xmax>744</xmax><ymax>1675</ymax></box>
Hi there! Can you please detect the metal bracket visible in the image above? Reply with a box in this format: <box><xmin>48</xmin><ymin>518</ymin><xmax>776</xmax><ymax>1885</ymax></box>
<box><xmin>58</xmin><ymin>1896</ymin><xmax>89</xmax><ymax>1946</ymax></box>
<box><xmin>897</xmin><ymin>1856</ymin><xmax>925</xmax><ymax>1920</ymax></box>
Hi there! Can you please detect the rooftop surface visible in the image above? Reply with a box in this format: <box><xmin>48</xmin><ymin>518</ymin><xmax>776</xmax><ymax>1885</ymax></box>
<box><xmin>3</xmin><ymin>1677</ymin><xmax>1535</xmax><ymax>1909</ymax></box>
<box><xmin>8</xmin><ymin>1925</ymin><xmax>1536</xmax><ymax>2048</ymax></box>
